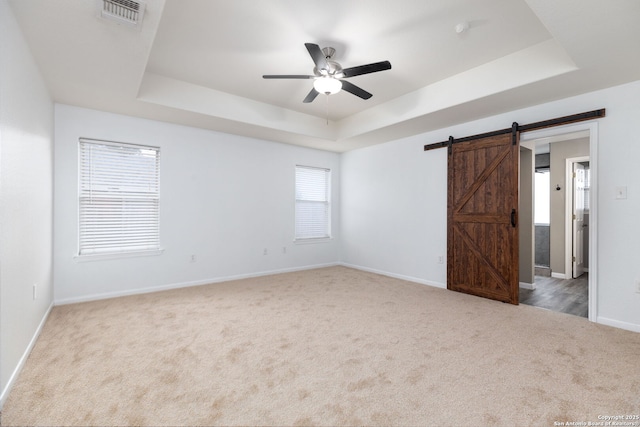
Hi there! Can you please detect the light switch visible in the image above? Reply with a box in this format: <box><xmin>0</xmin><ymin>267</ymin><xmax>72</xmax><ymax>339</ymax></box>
<box><xmin>615</xmin><ymin>186</ymin><xmax>627</xmax><ymax>199</ymax></box>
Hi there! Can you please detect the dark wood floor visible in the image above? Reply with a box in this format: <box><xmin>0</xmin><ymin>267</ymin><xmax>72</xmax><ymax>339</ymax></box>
<box><xmin>519</xmin><ymin>273</ymin><xmax>588</xmax><ymax>318</ymax></box>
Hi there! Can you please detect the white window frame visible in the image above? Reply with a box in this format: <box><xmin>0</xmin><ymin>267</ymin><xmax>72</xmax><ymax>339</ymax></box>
<box><xmin>295</xmin><ymin>165</ymin><xmax>331</xmax><ymax>242</ymax></box>
<box><xmin>77</xmin><ymin>138</ymin><xmax>162</xmax><ymax>260</ymax></box>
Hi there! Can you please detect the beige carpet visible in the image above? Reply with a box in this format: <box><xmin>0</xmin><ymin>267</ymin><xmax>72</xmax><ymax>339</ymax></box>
<box><xmin>2</xmin><ymin>266</ymin><xmax>639</xmax><ymax>426</ymax></box>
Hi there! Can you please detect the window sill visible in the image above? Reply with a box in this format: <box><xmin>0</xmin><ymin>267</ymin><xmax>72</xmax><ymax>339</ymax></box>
<box><xmin>74</xmin><ymin>248</ymin><xmax>164</xmax><ymax>262</ymax></box>
<box><xmin>294</xmin><ymin>237</ymin><xmax>333</xmax><ymax>245</ymax></box>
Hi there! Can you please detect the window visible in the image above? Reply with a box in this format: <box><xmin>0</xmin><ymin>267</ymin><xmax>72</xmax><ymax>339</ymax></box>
<box><xmin>79</xmin><ymin>138</ymin><xmax>160</xmax><ymax>257</ymax></box>
<box><xmin>534</xmin><ymin>169</ymin><xmax>550</xmax><ymax>225</ymax></box>
<box><xmin>295</xmin><ymin>165</ymin><xmax>331</xmax><ymax>240</ymax></box>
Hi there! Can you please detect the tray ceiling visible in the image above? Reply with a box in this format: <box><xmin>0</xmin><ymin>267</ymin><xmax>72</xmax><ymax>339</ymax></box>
<box><xmin>9</xmin><ymin>0</ymin><xmax>640</xmax><ymax>152</ymax></box>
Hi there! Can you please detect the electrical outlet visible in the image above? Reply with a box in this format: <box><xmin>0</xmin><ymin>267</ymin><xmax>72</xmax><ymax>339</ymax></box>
<box><xmin>263</xmin><ymin>248</ymin><xmax>268</xmax><ymax>255</ymax></box>
<box><xmin>437</xmin><ymin>255</ymin><xmax>444</xmax><ymax>264</ymax></box>
<box><xmin>282</xmin><ymin>247</ymin><xmax>287</xmax><ymax>254</ymax></box>
<box><xmin>190</xmin><ymin>254</ymin><xmax>197</xmax><ymax>263</ymax></box>
<box><xmin>33</xmin><ymin>283</ymin><xmax>37</xmax><ymax>300</ymax></box>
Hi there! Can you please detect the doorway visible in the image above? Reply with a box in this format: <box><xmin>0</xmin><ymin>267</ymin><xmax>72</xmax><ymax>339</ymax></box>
<box><xmin>519</xmin><ymin>122</ymin><xmax>598</xmax><ymax>321</ymax></box>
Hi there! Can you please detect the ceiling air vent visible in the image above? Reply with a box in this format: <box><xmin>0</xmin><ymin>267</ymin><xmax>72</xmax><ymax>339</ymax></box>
<box><xmin>97</xmin><ymin>0</ymin><xmax>146</xmax><ymax>29</ymax></box>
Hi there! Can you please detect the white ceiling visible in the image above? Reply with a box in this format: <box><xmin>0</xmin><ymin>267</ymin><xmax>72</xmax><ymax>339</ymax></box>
<box><xmin>8</xmin><ymin>0</ymin><xmax>640</xmax><ymax>152</ymax></box>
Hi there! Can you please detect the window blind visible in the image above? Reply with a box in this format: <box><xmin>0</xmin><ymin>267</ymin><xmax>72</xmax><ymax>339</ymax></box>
<box><xmin>295</xmin><ymin>166</ymin><xmax>330</xmax><ymax>239</ymax></box>
<box><xmin>79</xmin><ymin>138</ymin><xmax>160</xmax><ymax>255</ymax></box>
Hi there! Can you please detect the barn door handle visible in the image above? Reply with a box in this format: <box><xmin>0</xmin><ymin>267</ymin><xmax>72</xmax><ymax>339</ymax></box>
<box><xmin>511</xmin><ymin>209</ymin><xmax>517</xmax><ymax>228</ymax></box>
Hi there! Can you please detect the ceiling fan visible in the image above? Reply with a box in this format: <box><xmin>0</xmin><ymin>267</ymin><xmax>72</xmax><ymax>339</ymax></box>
<box><xmin>263</xmin><ymin>43</ymin><xmax>392</xmax><ymax>103</ymax></box>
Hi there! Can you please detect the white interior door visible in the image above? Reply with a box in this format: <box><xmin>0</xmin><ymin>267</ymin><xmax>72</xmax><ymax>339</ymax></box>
<box><xmin>572</xmin><ymin>163</ymin><xmax>586</xmax><ymax>278</ymax></box>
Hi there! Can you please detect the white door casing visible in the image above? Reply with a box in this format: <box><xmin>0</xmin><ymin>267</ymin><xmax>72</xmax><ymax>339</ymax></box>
<box><xmin>520</xmin><ymin>121</ymin><xmax>598</xmax><ymax>323</ymax></box>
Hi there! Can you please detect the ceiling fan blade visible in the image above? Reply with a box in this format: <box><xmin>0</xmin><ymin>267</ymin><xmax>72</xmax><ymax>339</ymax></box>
<box><xmin>342</xmin><ymin>61</ymin><xmax>392</xmax><ymax>78</ymax></box>
<box><xmin>263</xmin><ymin>75</ymin><xmax>315</xmax><ymax>79</ymax></box>
<box><xmin>303</xmin><ymin>88</ymin><xmax>320</xmax><ymax>103</ymax></box>
<box><xmin>341</xmin><ymin>80</ymin><xmax>372</xmax><ymax>100</ymax></box>
<box><xmin>305</xmin><ymin>43</ymin><xmax>329</xmax><ymax>72</ymax></box>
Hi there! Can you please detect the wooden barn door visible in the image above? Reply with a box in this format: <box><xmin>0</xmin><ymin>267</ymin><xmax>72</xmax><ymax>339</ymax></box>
<box><xmin>447</xmin><ymin>127</ymin><xmax>520</xmax><ymax>304</ymax></box>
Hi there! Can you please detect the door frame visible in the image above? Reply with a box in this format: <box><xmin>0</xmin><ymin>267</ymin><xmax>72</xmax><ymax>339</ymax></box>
<box><xmin>520</xmin><ymin>121</ymin><xmax>598</xmax><ymax>322</ymax></box>
<box><xmin>566</xmin><ymin>156</ymin><xmax>589</xmax><ymax>279</ymax></box>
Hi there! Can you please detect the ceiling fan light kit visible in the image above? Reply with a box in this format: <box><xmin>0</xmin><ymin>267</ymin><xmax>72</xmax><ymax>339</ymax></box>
<box><xmin>313</xmin><ymin>77</ymin><xmax>342</xmax><ymax>95</ymax></box>
<box><xmin>263</xmin><ymin>43</ymin><xmax>391</xmax><ymax>103</ymax></box>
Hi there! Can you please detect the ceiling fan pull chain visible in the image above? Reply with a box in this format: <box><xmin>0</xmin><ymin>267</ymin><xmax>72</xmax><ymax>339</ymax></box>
<box><xmin>326</xmin><ymin>94</ymin><xmax>329</xmax><ymax>125</ymax></box>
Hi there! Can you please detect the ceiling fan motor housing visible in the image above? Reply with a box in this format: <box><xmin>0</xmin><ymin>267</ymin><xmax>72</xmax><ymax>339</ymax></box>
<box><xmin>313</xmin><ymin>47</ymin><xmax>343</xmax><ymax>77</ymax></box>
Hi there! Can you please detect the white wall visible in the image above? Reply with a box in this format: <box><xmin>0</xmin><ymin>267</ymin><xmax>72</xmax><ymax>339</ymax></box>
<box><xmin>519</xmin><ymin>147</ymin><xmax>534</xmax><ymax>284</ymax></box>
<box><xmin>341</xmin><ymin>138</ymin><xmax>448</xmax><ymax>287</ymax></box>
<box><xmin>54</xmin><ymin>105</ymin><xmax>341</xmax><ymax>303</ymax></box>
<box><xmin>341</xmin><ymin>80</ymin><xmax>640</xmax><ymax>332</ymax></box>
<box><xmin>0</xmin><ymin>0</ymin><xmax>54</xmax><ymax>407</ymax></box>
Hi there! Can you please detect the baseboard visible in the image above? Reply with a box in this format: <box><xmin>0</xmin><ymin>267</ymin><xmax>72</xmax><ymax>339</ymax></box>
<box><xmin>551</xmin><ymin>272</ymin><xmax>567</xmax><ymax>279</ymax></box>
<box><xmin>340</xmin><ymin>263</ymin><xmax>446</xmax><ymax>289</ymax></box>
<box><xmin>54</xmin><ymin>262</ymin><xmax>342</xmax><ymax>305</ymax></box>
<box><xmin>596</xmin><ymin>316</ymin><xmax>640</xmax><ymax>333</ymax></box>
<box><xmin>0</xmin><ymin>301</ymin><xmax>54</xmax><ymax>410</ymax></box>
<box><xmin>520</xmin><ymin>282</ymin><xmax>536</xmax><ymax>290</ymax></box>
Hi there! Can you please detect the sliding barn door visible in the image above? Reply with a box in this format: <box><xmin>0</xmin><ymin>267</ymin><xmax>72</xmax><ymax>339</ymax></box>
<box><xmin>447</xmin><ymin>129</ymin><xmax>520</xmax><ymax>304</ymax></box>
